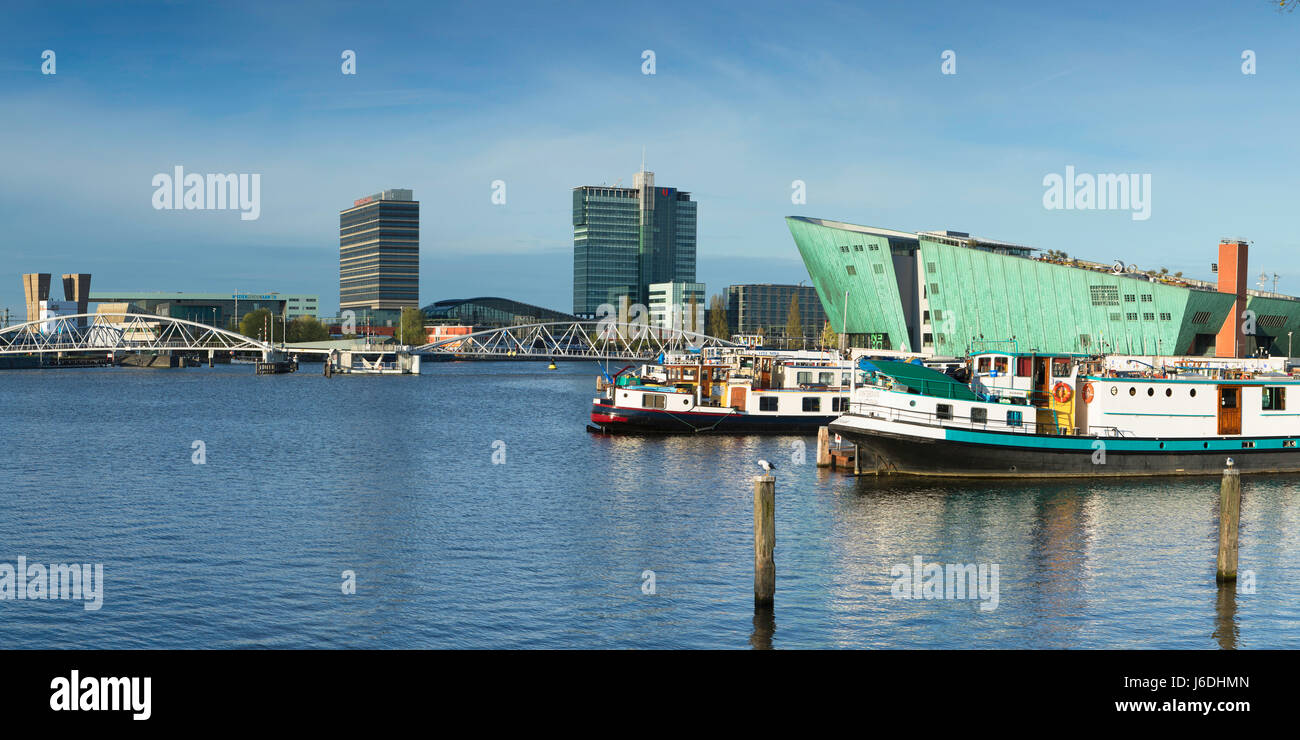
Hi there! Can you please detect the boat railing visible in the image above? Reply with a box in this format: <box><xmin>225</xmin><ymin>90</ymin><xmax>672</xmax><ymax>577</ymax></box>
<box><xmin>847</xmin><ymin>401</ymin><xmax>1132</xmax><ymax>438</ymax></box>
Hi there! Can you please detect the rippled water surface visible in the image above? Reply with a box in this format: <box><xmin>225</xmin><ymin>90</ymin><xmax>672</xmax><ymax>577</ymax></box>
<box><xmin>1</xmin><ymin>362</ymin><xmax>1297</xmax><ymax>648</ymax></box>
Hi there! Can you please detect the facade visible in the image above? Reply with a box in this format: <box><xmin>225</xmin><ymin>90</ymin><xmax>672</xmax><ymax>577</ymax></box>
<box><xmin>22</xmin><ymin>273</ymin><xmax>51</xmax><ymax>323</ymax></box>
<box><xmin>572</xmin><ymin>170</ymin><xmax>697</xmax><ymax>316</ymax></box>
<box><xmin>88</xmin><ymin>291</ymin><xmax>318</xmax><ymax>327</ymax></box>
<box><xmin>787</xmin><ymin>216</ymin><xmax>1292</xmax><ymax>358</ymax></box>
<box><xmin>422</xmin><ymin>297</ymin><xmax>577</xmax><ymax>330</ymax></box>
<box><xmin>726</xmin><ymin>283</ymin><xmax>828</xmax><ymax>342</ymax></box>
<box><xmin>647</xmin><ymin>281</ymin><xmax>706</xmax><ymax>333</ymax></box>
<box><xmin>340</xmin><ymin>188</ymin><xmax>420</xmax><ymax>325</ymax></box>
<box><xmin>23</xmin><ymin>272</ymin><xmax>92</xmax><ymax>329</ymax></box>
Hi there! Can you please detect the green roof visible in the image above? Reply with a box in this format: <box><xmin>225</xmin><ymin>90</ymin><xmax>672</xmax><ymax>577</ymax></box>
<box><xmin>864</xmin><ymin>359</ymin><xmax>981</xmax><ymax>401</ymax></box>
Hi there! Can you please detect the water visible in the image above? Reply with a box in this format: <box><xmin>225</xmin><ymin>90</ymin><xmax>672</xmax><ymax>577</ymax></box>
<box><xmin>1</xmin><ymin>361</ymin><xmax>1298</xmax><ymax>648</ymax></box>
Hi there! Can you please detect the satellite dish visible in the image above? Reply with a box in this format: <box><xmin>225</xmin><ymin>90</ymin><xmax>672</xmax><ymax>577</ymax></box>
<box><xmin>1111</xmin><ymin>261</ymin><xmax>1125</xmax><ymax>274</ymax></box>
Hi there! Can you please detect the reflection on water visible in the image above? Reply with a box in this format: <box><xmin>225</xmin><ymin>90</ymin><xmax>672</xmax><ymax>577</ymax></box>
<box><xmin>1</xmin><ymin>362</ymin><xmax>1298</xmax><ymax>648</ymax></box>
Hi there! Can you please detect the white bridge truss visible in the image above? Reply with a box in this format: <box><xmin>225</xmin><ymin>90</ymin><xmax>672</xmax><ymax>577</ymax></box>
<box><xmin>413</xmin><ymin>321</ymin><xmax>740</xmax><ymax>361</ymax></box>
<box><xmin>0</xmin><ymin>313</ymin><xmax>278</xmax><ymax>356</ymax></box>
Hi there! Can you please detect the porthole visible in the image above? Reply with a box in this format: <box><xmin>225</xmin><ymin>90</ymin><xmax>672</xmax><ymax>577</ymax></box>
<box><xmin>1190</xmin><ymin>389</ymin><xmax>1197</xmax><ymax>397</ymax></box>
<box><xmin>1110</xmin><ymin>386</ymin><xmax>1118</xmax><ymax>396</ymax></box>
<box><xmin>1129</xmin><ymin>387</ymin><xmax>1137</xmax><ymax>396</ymax></box>
<box><xmin>1203</xmin><ymin>442</ymin><xmax>1209</xmax><ymax>449</ymax></box>
<box><xmin>1147</xmin><ymin>387</ymin><xmax>1155</xmax><ymax>397</ymax></box>
<box><xmin>1165</xmin><ymin>388</ymin><xmax>1172</xmax><ymax>397</ymax></box>
<box><xmin>1159</xmin><ymin>442</ymin><xmax>1165</xmax><ymax>449</ymax></box>
<box><xmin>909</xmin><ymin>400</ymin><xmax>916</xmax><ymax>407</ymax></box>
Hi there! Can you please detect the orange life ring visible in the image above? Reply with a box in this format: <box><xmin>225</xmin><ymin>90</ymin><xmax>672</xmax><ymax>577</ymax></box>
<box><xmin>1053</xmin><ymin>382</ymin><xmax>1074</xmax><ymax>404</ymax></box>
<box><xmin>1082</xmin><ymin>382</ymin><xmax>1095</xmax><ymax>404</ymax></box>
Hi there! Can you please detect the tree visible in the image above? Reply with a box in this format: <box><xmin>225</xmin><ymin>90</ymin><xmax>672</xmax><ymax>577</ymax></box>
<box><xmin>286</xmin><ymin>315</ymin><xmax>330</xmax><ymax>343</ymax></box>
<box><xmin>785</xmin><ymin>294</ymin><xmax>803</xmax><ymax>350</ymax></box>
<box><xmin>397</xmin><ymin>307</ymin><xmax>427</xmax><ymax>346</ymax></box>
<box><xmin>707</xmin><ymin>294</ymin><xmax>729</xmax><ymax>339</ymax></box>
<box><xmin>239</xmin><ymin>308</ymin><xmax>283</xmax><ymax>343</ymax></box>
<box><xmin>820</xmin><ymin>320</ymin><xmax>838</xmax><ymax>350</ymax></box>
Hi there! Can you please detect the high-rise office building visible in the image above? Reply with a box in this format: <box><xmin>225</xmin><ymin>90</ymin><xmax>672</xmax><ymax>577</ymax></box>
<box><xmin>648</xmin><ymin>281</ymin><xmax>706</xmax><ymax>333</ymax></box>
<box><xmin>340</xmin><ymin>188</ymin><xmax>419</xmax><ymax>324</ymax></box>
<box><xmin>726</xmin><ymin>283</ymin><xmax>828</xmax><ymax>341</ymax></box>
<box><xmin>572</xmin><ymin>169</ymin><xmax>696</xmax><ymax>316</ymax></box>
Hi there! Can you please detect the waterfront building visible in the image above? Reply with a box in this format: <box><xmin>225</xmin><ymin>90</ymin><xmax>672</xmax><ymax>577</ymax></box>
<box><xmin>88</xmin><ymin>291</ymin><xmax>318</xmax><ymax>327</ymax></box>
<box><xmin>340</xmin><ymin>188</ymin><xmax>420</xmax><ymax>326</ymax></box>
<box><xmin>787</xmin><ymin>216</ymin><xmax>1294</xmax><ymax>358</ymax></box>
<box><xmin>648</xmin><ymin>281</ymin><xmax>706</xmax><ymax>333</ymax></box>
<box><xmin>422</xmin><ymin>297</ymin><xmax>576</xmax><ymax>330</ymax></box>
<box><xmin>725</xmin><ymin>283</ymin><xmax>828</xmax><ymax>344</ymax></box>
<box><xmin>22</xmin><ymin>273</ymin><xmax>51</xmax><ymax>324</ymax></box>
<box><xmin>572</xmin><ymin>169</ymin><xmax>696</xmax><ymax>316</ymax></box>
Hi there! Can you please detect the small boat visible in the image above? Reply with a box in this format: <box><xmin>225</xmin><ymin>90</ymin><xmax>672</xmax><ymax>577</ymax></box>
<box><xmin>589</xmin><ymin>349</ymin><xmax>859</xmax><ymax>433</ymax></box>
<box><xmin>830</xmin><ymin>349</ymin><xmax>1300</xmax><ymax>477</ymax></box>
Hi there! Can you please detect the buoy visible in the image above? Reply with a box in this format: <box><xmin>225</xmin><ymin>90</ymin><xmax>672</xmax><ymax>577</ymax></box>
<box><xmin>548</xmin><ymin>361</ymin><xmax>557</xmax><ymax>370</ymax></box>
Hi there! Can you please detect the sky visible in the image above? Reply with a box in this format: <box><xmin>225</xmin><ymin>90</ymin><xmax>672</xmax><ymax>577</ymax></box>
<box><xmin>2</xmin><ymin>0</ymin><xmax>1299</xmax><ymax>318</ymax></box>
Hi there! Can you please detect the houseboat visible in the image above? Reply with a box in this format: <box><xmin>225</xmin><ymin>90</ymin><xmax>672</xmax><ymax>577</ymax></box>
<box><xmin>589</xmin><ymin>350</ymin><xmax>858</xmax><ymax>433</ymax></box>
<box><xmin>830</xmin><ymin>349</ymin><xmax>1300</xmax><ymax>477</ymax></box>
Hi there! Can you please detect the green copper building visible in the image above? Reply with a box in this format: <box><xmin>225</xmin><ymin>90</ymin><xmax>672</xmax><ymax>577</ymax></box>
<box><xmin>787</xmin><ymin>216</ymin><xmax>1300</xmax><ymax>358</ymax></box>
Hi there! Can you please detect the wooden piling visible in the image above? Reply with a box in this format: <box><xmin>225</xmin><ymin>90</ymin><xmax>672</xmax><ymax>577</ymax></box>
<box><xmin>816</xmin><ymin>426</ymin><xmax>831</xmax><ymax>467</ymax></box>
<box><xmin>1216</xmin><ymin>464</ymin><xmax>1241</xmax><ymax>583</ymax></box>
<box><xmin>853</xmin><ymin>443</ymin><xmax>861</xmax><ymax>475</ymax></box>
<box><xmin>753</xmin><ymin>475</ymin><xmax>775</xmax><ymax>607</ymax></box>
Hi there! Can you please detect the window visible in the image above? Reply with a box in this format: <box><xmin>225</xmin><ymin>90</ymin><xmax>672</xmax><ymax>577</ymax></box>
<box><xmin>930</xmin><ymin>283</ymin><xmax>940</xmax><ymax>295</ymax></box>
<box><xmin>803</xmin><ymin>397</ymin><xmax>821</xmax><ymax>412</ymax></box>
<box><xmin>832</xmin><ymin>397</ymin><xmax>846</xmax><ymax>412</ymax></box>
<box><xmin>797</xmin><ymin>371</ymin><xmax>812</xmax><ymax>384</ymax></box>
<box><xmin>932</xmin><ymin>309</ymin><xmax>943</xmax><ymax>321</ymax></box>
<box><xmin>1007</xmin><ymin>410</ymin><xmax>1023</xmax><ymax>427</ymax></box>
<box><xmin>839</xmin><ymin>245</ymin><xmax>850</xmax><ymax>253</ymax></box>
<box><xmin>1263</xmin><ymin>386</ymin><xmax>1287</xmax><ymax>411</ymax></box>
<box><xmin>759</xmin><ymin>396</ymin><xmax>778</xmax><ymax>412</ymax></box>
<box><xmin>1016</xmin><ymin>357</ymin><xmax>1032</xmax><ymax>377</ymax></box>
<box><xmin>1089</xmin><ymin>285</ymin><xmax>1120</xmax><ymax>306</ymax></box>
<box><xmin>1191</xmin><ymin>311</ymin><xmax>1212</xmax><ymax>324</ymax></box>
<box><xmin>853</xmin><ymin>244</ymin><xmax>864</xmax><ymax>251</ymax></box>
<box><xmin>1124</xmin><ymin>294</ymin><xmax>1136</xmax><ymax>302</ymax></box>
<box><xmin>869</xmin><ymin>244</ymin><xmax>880</xmax><ymax>251</ymax></box>
<box><xmin>643</xmin><ymin>393</ymin><xmax>666</xmax><ymax>409</ymax></box>
<box><xmin>927</xmin><ymin>262</ymin><xmax>937</xmax><ymax>274</ymax></box>
<box><xmin>1051</xmin><ymin>359</ymin><xmax>1071</xmax><ymax>377</ymax></box>
<box><xmin>1160</xmin><ymin>313</ymin><xmax>1172</xmax><ymax>321</ymax></box>
<box><xmin>1143</xmin><ymin>312</ymin><xmax>1155</xmax><ymax>321</ymax></box>
<box><xmin>846</xmin><ymin>266</ymin><xmax>857</xmax><ymax>275</ymax></box>
<box><xmin>923</xmin><ymin>310</ymin><xmax>930</xmax><ymax>322</ymax></box>
<box><xmin>994</xmin><ymin>357</ymin><xmax>1009</xmax><ymax>375</ymax></box>
<box><xmin>873</xmin><ymin>264</ymin><xmax>885</xmax><ymax>274</ymax></box>
<box><xmin>936</xmin><ymin>404</ymin><xmax>952</xmax><ymax>420</ymax></box>
<box><xmin>818</xmin><ymin>372</ymin><xmax>835</xmax><ymax>384</ymax></box>
<box><xmin>1140</xmin><ymin>294</ymin><xmax>1153</xmax><ymax>302</ymax></box>
<box><xmin>977</xmin><ymin>357</ymin><xmax>991</xmax><ymax>373</ymax></box>
<box><xmin>1221</xmin><ymin>390</ymin><xmax>1237</xmax><ymax>409</ymax></box>
<box><xmin>971</xmin><ymin>408</ymin><xmax>987</xmax><ymax>424</ymax></box>
<box><xmin>1126</xmin><ymin>312</ymin><xmax>1138</xmax><ymax>321</ymax></box>
<box><xmin>1079</xmin><ymin>334</ymin><xmax>1091</xmax><ymax>349</ymax></box>
<box><xmin>923</xmin><ymin>333</ymin><xmax>934</xmax><ymax>345</ymax></box>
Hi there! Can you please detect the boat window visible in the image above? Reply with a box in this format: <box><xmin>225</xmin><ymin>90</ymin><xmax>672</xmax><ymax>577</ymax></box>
<box><xmin>1263</xmin><ymin>386</ymin><xmax>1287</xmax><ymax>411</ymax></box>
<box><xmin>841</xmin><ymin>374</ymin><xmax>850</xmax><ymax>386</ymax></box>
<box><xmin>1190</xmin><ymin>388</ymin><xmax>1197</xmax><ymax>397</ymax></box>
<box><xmin>1052</xmin><ymin>359</ymin><xmax>1071</xmax><ymax>377</ymax></box>
<box><xmin>1007</xmin><ymin>410</ymin><xmax>1022</xmax><ymax>427</ymax></box>
<box><xmin>977</xmin><ymin>357</ymin><xmax>991</xmax><ymax>373</ymax></box>
<box><xmin>1016</xmin><ymin>357</ymin><xmax>1032</xmax><ymax>377</ymax></box>
<box><xmin>1221</xmin><ymin>390</ymin><xmax>1237</xmax><ymax>409</ymax></box>
<box><xmin>832</xmin><ymin>397</ymin><xmax>846</xmax><ymax>412</ymax></box>
<box><xmin>1147</xmin><ymin>387</ymin><xmax>1154</xmax><ymax>397</ymax></box>
<box><xmin>643</xmin><ymin>393</ymin><xmax>666</xmax><ymax>409</ymax></box>
<box><xmin>971</xmin><ymin>407</ymin><xmax>987</xmax><ymax>425</ymax></box>
<box><xmin>994</xmin><ymin>357</ymin><xmax>1009</xmax><ymax>375</ymax></box>
<box><xmin>803</xmin><ymin>397</ymin><xmax>821</xmax><ymax>412</ymax></box>
<box><xmin>1129</xmin><ymin>387</ymin><xmax>1136</xmax><ymax>397</ymax></box>
<box><xmin>759</xmin><ymin>396</ymin><xmax>778</xmax><ymax>412</ymax></box>
<box><xmin>936</xmin><ymin>404</ymin><xmax>952</xmax><ymax>420</ymax></box>
<box><xmin>819</xmin><ymin>372</ymin><xmax>835</xmax><ymax>385</ymax></box>
<box><xmin>797</xmin><ymin>371</ymin><xmax>812</xmax><ymax>384</ymax></box>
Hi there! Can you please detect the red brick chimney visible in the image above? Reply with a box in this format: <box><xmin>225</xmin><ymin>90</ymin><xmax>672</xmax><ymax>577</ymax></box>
<box><xmin>1215</xmin><ymin>240</ymin><xmax>1249</xmax><ymax>358</ymax></box>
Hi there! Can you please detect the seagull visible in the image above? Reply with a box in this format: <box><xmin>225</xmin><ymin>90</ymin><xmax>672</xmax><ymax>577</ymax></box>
<box><xmin>757</xmin><ymin>459</ymin><xmax>776</xmax><ymax>474</ymax></box>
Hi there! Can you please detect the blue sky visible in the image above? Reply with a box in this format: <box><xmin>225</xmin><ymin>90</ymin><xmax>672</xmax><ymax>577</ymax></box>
<box><xmin>2</xmin><ymin>0</ymin><xmax>1298</xmax><ymax>317</ymax></box>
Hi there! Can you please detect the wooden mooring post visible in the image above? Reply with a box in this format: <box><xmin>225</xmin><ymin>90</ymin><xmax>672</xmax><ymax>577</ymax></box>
<box><xmin>753</xmin><ymin>475</ymin><xmax>775</xmax><ymax>607</ymax></box>
<box><xmin>816</xmin><ymin>426</ymin><xmax>831</xmax><ymax>467</ymax></box>
<box><xmin>1216</xmin><ymin>461</ymin><xmax>1241</xmax><ymax>583</ymax></box>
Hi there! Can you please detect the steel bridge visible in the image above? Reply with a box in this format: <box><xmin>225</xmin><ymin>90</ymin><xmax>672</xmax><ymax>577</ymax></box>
<box><xmin>0</xmin><ymin>313</ymin><xmax>306</xmax><ymax>357</ymax></box>
<box><xmin>412</xmin><ymin>321</ymin><xmax>740</xmax><ymax>361</ymax></box>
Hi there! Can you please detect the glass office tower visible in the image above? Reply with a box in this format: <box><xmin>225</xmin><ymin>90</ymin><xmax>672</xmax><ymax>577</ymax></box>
<box><xmin>340</xmin><ymin>188</ymin><xmax>419</xmax><ymax>325</ymax></box>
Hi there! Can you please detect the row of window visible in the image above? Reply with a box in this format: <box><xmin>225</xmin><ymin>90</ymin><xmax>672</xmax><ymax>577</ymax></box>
<box><xmin>1113</xmin><ymin>385</ymin><xmax>1288</xmax><ymax>411</ymax></box>
<box><xmin>934</xmin><ymin>403</ymin><xmax>1022</xmax><ymax>427</ymax></box>
<box><xmin>641</xmin><ymin>393</ymin><xmax>845</xmax><ymax>413</ymax></box>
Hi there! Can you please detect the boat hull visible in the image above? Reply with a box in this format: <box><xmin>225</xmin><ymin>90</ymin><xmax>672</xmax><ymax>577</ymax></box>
<box><xmin>830</xmin><ymin>414</ymin><xmax>1300</xmax><ymax>477</ymax></box>
<box><xmin>591</xmin><ymin>401</ymin><xmax>835</xmax><ymax>434</ymax></box>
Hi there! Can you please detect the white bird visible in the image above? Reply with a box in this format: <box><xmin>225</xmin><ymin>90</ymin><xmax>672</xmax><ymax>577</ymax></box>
<box><xmin>757</xmin><ymin>459</ymin><xmax>776</xmax><ymax>474</ymax></box>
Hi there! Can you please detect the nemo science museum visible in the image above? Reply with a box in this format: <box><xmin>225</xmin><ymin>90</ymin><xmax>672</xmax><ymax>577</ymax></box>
<box><xmin>786</xmin><ymin>216</ymin><xmax>1300</xmax><ymax>360</ymax></box>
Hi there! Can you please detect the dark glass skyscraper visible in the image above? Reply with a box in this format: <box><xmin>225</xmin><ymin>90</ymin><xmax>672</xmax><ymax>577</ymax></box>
<box><xmin>572</xmin><ymin>170</ymin><xmax>696</xmax><ymax>316</ymax></box>
<box><xmin>340</xmin><ymin>188</ymin><xmax>419</xmax><ymax>323</ymax></box>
